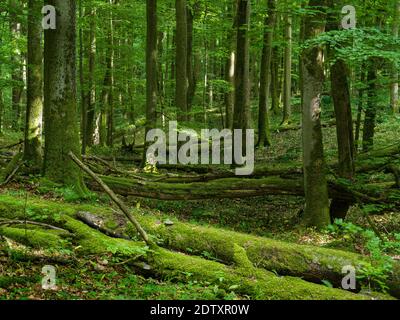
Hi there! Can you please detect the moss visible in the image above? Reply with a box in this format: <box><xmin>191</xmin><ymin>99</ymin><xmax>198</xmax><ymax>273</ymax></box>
<box><xmin>0</xmin><ymin>227</ymin><xmax>66</xmax><ymax>250</ymax></box>
<box><xmin>0</xmin><ymin>193</ymin><xmax>397</xmax><ymax>299</ymax></box>
<box><xmin>232</xmin><ymin>244</ymin><xmax>255</xmax><ymax>273</ymax></box>
<box><xmin>152</xmin><ymin>248</ymin><xmax>379</xmax><ymax>300</ymax></box>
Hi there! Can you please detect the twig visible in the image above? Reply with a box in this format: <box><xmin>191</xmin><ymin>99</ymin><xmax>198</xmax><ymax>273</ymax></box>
<box><xmin>0</xmin><ymin>140</ymin><xmax>23</xmax><ymax>150</ymax></box>
<box><xmin>0</xmin><ymin>219</ymin><xmax>71</xmax><ymax>233</ymax></box>
<box><xmin>0</xmin><ymin>162</ymin><xmax>22</xmax><ymax>187</ymax></box>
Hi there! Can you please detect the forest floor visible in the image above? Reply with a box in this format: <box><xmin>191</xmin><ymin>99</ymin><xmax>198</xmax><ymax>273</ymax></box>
<box><xmin>0</xmin><ymin>112</ymin><xmax>399</xmax><ymax>300</ymax></box>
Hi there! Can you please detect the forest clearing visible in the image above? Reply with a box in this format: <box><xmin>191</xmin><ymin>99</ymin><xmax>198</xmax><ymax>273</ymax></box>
<box><xmin>0</xmin><ymin>0</ymin><xmax>400</xmax><ymax>307</ymax></box>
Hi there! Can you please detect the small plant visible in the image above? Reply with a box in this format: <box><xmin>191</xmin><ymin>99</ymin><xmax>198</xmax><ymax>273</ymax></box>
<box><xmin>326</xmin><ymin>219</ymin><xmax>397</xmax><ymax>293</ymax></box>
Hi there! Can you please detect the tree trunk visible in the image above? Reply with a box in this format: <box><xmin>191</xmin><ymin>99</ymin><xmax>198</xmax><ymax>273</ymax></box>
<box><xmin>175</xmin><ymin>0</ymin><xmax>188</xmax><ymax>121</ymax></box>
<box><xmin>270</xmin><ymin>45</ymin><xmax>280</xmax><ymax>114</ymax></box>
<box><xmin>301</xmin><ymin>0</ymin><xmax>330</xmax><ymax>229</ymax></box>
<box><xmin>186</xmin><ymin>4</ymin><xmax>195</xmax><ymax>116</ymax></box>
<box><xmin>85</xmin><ymin>8</ymin><xmax>97</xmax><ymax>148</ymax></box>
<box><xmin>327</xmin><ymin>0</ymin><xmax>355</xmax><ymax>220</ymax></box>
<box><xmin>391</xmin><ymin>1</ymin><xmax>399</xmax><ymax>114</ymax></box>
<box><xmin>233</xmin><ymin>0</ymin><xmax>251</xmax><ymax>159</ymax></box>
<box><xmin>79</xmin><ymin>0</ymin><xmax>87</xmax><ymax>154</ymax></box>
<box><xmin>355</xmin><ymin>67</ymin><xmax>366</xmax><ymax>155</ymax></box>
<box><xmin>106</xmin><ymin>0</ymin><xmax>115</xmax><ymax>147</ymax></box>
<box><xmin>9</xmin><ymin>0</ymin><xmax>23</xmax><ymax>131</ymax></box>
<box><xmin>144</xmin><ymin>0</ymin><xmax>158</xmax><ymax>165</ymax></box>
<box><xmin>24</xmin><ymin>0</ymin><xmax>43</xmax><ymax>169</ymax></box>
<box><xmin>362</xmin><ymin>61</ymin><xmax>377</xmax><ymax>152</ymax></box>
<box><xmin>43</xmin><ymin>0</ymin><xmax>87</xmax><ymax>195</ymax></box>
<box><xmin>257</xmin><ymin>0</ymin><xmax>276</xmax><ymax>148</ymax></box>
<box><xmin>282</xmin><ymin>7</ymin><xmax>292</xmax><ymax>125</ymax></box>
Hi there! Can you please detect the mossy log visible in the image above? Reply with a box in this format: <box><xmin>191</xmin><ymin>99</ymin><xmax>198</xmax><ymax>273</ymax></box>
<box><xmin>85</xmin><ymin>174</ymin><xmax>400</xmax><ymax>207</ymax></box>
<box><xmin>0</xmin><ymin>195</ymin><xmax>396</xmax><ymax>300</ymax></box>
<box><xmin>0</xmin><ymin>194</ymin><xmax>393</xmax><ymax>300</ymax></box>
<box><xmin>129</xmin><ymin>214</ymin><xmax>400</xmax><ymax>298</ymax></box>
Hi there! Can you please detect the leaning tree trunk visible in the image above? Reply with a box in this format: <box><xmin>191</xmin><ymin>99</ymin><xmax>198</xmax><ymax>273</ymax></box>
<box><xmin>257</xmin><ymin>0</ymin><xmax>276</xmax><ymax>148</ymax></box>
<box><xmin>175</xmin><ymin>0</ymin><xmax>188</xmax><ymax>122</ymax></box>
<box><xmin>24</xmin><ymin>0</ymin><xmax>43</xmax><ymax>169</ymax></box>
<box><xmin>43</xmin><ymin>0</ymin><xmax>86</xmax><ymax>195</ymax></box>
<box><xmin>301</xmin><ymin>0</ymin><xmax>331</xmax><ymax>229</ymax></box>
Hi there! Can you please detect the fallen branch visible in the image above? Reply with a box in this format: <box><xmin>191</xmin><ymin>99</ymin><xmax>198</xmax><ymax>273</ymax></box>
<box><xmin>0</xmin><ymin>219</ymin><xmax>71</xmax><ymax>233</ymax></box>
<box><xmin>69</xmin><ymin>151</ymin><xmax>154</xmax><ymax>247</ymax></box>
<box><xmin>0</xmin><ymin>140</ymin><xmax>23</xmax><ymax>151</ymax></box>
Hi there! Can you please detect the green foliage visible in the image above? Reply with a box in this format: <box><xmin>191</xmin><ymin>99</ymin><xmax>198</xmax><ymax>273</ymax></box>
<box><xmin>327</xmin><ymin>219</ymin><xmax>398</xmax><ymax>292</ymax></box>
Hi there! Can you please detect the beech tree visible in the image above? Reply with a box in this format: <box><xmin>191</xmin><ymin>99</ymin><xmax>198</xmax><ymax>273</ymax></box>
<box><xmin>24</xmin><ymin>0</ymin><xmax>43</xmax><ymax>169</ymax></box>
<box><xmin>256</xmin><ymin>0</ymin><xmax>276</xmax><ymax>148</ymax></box>
<box><xmin>43</xmin><ymin>0</ymin><xmax>86</xmax><ymax>194</ymax></box>
<box><xmin>232</xmin><ymin>0</ymin><xmax>251</xmax><ymax>149</ymax></box>
<box><xmin>175</xmin><ymin>0</ymin><xmax>188</xmax><ymax>121</ymax></box>
<box><xmin>301</xmin><ymin>0</ymin><xmax>331</xmax><ymax>228</ymax></box>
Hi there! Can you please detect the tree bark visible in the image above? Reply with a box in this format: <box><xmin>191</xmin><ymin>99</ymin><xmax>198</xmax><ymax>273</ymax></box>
<box><xmin>233</xmin><ymin>0</ymin><xmax>251</xmax><ymax>158</ymax></box>
<box><xmin>257</xmin><ymin>0</ymin><xmax>276</xmax><ymax>148</ymax></box>
<box><xmin>282</xmin><ymin>5</ymin><xmax>292</xmax><ymax>125</ymax></box>
<box><xmin>24</xmin><ymin>0</ymin><xmax>43</xmax><ymax>169</ymax></box>
<box><xmin>9</xmin><ymin>0</ymin><xmax>23</xmax><ymax>131</ymax></box>
<box><xmin>43</xmin><ymin>0</ymin><xmax>87</xmax><ymax>195</ymax></box>
<box><xmin>301</xmin><ymin>0</ymin><xmax>331</xmax><ymax>229</ymax></box>
<box><xmin>143</xmin><ymin>0</ymin><xmax>158</xmax><ymax>165</ymax></box>
<box><xmin>327</xmin><ymin>0</ymin><xmax>355</xmax><ymax>220</ymax></box>
<box><xmin>362</xmin><ymin>60</ymin><xmax>377</xmax><ymax>152</ymax></box>
<box><xmin>175</xmin><ymin>0</ymin><xmax>188</xmax><ymax>121</ymax></box>
<box><xmin>85</xmin><ymin>8</ymin><xmax>97</xmax><ymax>148</ymax></box>
<box><xmin>391</xmin><ymin>1</ymin><xmax>400</xmax><ymax>114</ymax></box>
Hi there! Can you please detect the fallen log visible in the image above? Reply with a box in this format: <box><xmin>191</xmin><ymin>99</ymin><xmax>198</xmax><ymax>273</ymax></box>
<box><xmin>85</xmin><ymin>174</ymin><xmax>400</xmax><ymax>208</ymax></box>
<box><xmin>0</xmin><ymin>198</ymin><xmax>390</xmax><ymax>300</ymax></box>
<box><xmin>76</xmin><ymin>207</ymin><xmax>400</xmax><ymax>299</ymax></box>
<box><xmin>1</xmin><ymin>194</ymin><xmax>397</xmax><ymax>299</ymax></box>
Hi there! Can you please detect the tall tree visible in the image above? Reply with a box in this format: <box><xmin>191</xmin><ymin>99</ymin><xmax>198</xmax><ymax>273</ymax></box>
<box><xmin>106</xmin><ymin>0</ymin><xmax>115</xmax><ymax>147</ymax></box>
<box><xmin>24</xmin><ymin>0</ymin><xmax>43</xmax><ymax>169</ymax></box>
<box><xmin>257</xmin><ymin>0</ymin><xmax>276</xmax><ymax>148</ymax></box>
<box><xmin>301</xmin><ymin>0</ymin><xmax>330</xmax><ymax>229</ymax></box>
<box><xmin>224</xmin><ymin>1</ymin><xmax>237</xmax><ymax>129</ymax></box>
<box><xmin>85</xmin><ymin>7</ymin><xmax>97</xmax><ymax>148</ymax></box>
<box><xmin>282</xmin><ymin>2</ymin><xmax>292</xmax><ymax>125</ymax></box>
<box><xmin>327</xmin><ymin>0</ymin><xmax>355</xmax><ymax>220</ymax></box>
<box><xmin>175</xmin><ymin>0</ymin><xmax>188</xmax><ymax>121</ymax></box>
<box><xmin>187</xmin><ymin>3</ymin><xmax>195</xmax><ymax>116</ymax></box>
<box><xmin>43</xmin><ymin>0</ymin><xmax>86</xmax><ymax>195</ymax></box>
<box><xmin>362</xmin><ymin>59</ymin><xmax>378</xmax><ymax>152</ymax></box>
<box><xmin>391</xmin><ymin>0</ymin><xmax>399</xmax><ymax>114</ymax></box>
<box><xmin>9</xmin><ymin>0</ymin><xmax>23</xmax><ymax>130</ymax></box>
<box><xmin>232</xmin><ymin>0</ymin><xmax>251</xmax><ymax>160</ymax></box>
<box><xmin>144</xmin><ymin>0</ymin><xmax>158</xmax><ymax>164</ymax></box>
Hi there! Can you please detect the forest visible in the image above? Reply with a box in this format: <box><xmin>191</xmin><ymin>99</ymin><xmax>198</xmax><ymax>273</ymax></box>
<box><xmin>0</xmin><ymin>0</ymin><xmax>399</xmax><ymax>303</ymax></box>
